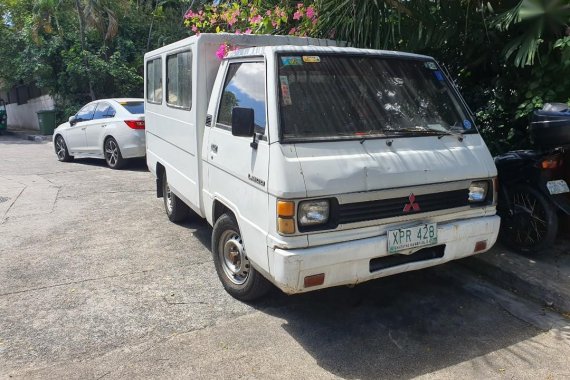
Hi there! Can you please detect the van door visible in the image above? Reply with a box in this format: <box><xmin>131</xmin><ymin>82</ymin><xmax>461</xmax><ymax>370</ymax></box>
<box><xmin>207</xmin><ymin>59</ymin><xmax>271</xmax><ymax>268</ymax></box>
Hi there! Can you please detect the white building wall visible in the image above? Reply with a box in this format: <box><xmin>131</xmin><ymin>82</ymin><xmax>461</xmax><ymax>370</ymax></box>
<box><xmin>7</xmin><ymin>95</ymin><xmax>55</xmax><ymax>130</ymax></box>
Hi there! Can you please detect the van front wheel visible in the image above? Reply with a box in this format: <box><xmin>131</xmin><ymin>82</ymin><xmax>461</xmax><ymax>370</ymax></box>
<box><xmin>212</xmin><ymin>214</ymin><xmax>271</xmax><ymax>301</ymax></box>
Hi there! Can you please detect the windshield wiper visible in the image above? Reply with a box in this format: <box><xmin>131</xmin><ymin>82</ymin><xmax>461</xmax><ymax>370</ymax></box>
<box><xmin>393</xmin><ymin>126</ymin><xmax>464</xmax><ymax>141</ymax></box>
<box><xmin>422</xmin><ymin>125</ymin><xmax>464</xmax><ymax>141</ymax></box>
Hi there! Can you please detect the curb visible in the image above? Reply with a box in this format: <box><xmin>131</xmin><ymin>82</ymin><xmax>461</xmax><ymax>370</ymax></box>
<box><xmin>4</xmin><ymin>130</ymin><xmax>52</xmax><ymax>142</ymax></box>
<box><xmin>460</xmin><ymin>253</ymin><xmax>570</xmax><ymax>313</ymax></box>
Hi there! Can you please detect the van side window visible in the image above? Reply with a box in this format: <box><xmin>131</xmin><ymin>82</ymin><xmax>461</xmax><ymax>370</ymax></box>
<box><xmin>216</xmin><ymin>62</ymin><xmax>266</xmax><ymax>133</ymax></box>
<box><xmin>167</xmin><ymin>51</ymin><xmax>192</xmax><ymax>109</ymax></box>
<box><xmin>146</xmin><ymin>58</ymin><xmax>162</xmax><ymax>104</ymax></box>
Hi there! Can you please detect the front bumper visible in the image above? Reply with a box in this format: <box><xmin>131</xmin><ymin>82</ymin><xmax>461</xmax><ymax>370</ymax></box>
<box><xmin>268</xmin><ymin>215</ymin><xmax>500</xmax><ymax>294</ymax></box>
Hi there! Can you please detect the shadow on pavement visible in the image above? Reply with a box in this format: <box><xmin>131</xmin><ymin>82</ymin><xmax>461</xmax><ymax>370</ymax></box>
<box><xmin>70</xmin><ymin>157</ymin><xmax>149</xmax><ymax>172</ymax></box>
<box><xmin>251</xmin><ymin>267</ymin><xmax>541</xmax><ymax>379</ymax></box>
<box><xmin>178</xmin><ymin>216</ymin><xmax>543</xmax><ymax>378</ymax></box>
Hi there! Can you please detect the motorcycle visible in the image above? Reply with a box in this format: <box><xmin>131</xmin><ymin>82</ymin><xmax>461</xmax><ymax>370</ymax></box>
<box><xmin>495</xmin><ymin>103</ymin><xmax>570</xmax><ymax>253</ymax></box>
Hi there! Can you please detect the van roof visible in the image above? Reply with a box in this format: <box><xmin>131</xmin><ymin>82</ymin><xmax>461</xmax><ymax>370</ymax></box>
<box><xmin>226</xmin><ymin>45</ymin><xmax>432</xmax><ymax>61</ymax></box>
<box><xmin>143</xmin><ymin>33</ymin><xmax>432</xmax><ymax>62</ymax></box>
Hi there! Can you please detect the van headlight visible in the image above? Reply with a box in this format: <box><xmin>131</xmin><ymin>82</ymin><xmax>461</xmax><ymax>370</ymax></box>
<box><xmin>468</xmin><ymin>181</ymin><xmax>489</xmax><ymax>203</ymax></box>
<box><xmin>298</xmin><ymin>200</ymin><xmax>330</xmax><ymax>226</ymax></box>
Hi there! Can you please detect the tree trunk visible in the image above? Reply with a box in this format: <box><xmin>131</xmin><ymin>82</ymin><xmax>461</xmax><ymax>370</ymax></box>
<box><xmin>75</xmin><ymin>0</ymin><xmax>96</xmax><ymax>101</ymax></box>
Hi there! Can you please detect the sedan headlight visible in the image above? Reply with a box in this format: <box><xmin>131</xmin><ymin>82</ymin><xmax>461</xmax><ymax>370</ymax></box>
<box><xmin>298</xmin><ymin>200</ymin><xmax>330</xmax><ymax>226</ymax></box>
<box><xmin>469</xmin><ymin>181</ymin><xmax>489</xmax><ymax>202</ymax></box>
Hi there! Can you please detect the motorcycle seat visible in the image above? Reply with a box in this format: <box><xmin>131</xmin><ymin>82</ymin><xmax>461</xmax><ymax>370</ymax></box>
<box><xmin>494</xmin><ymin>150</ymin><xmax>542</xmax><ymax>168</ymax></box>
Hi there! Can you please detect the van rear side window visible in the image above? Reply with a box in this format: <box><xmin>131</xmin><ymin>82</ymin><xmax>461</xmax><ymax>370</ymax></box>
<box><xmin>146</xmin><ymin>58</ymin><xmax>162</xmax><ymax>104</ymax></box>
<box><xmin>167</xmin><ymin>51</ymin><xmax>192</xmax><ymax>109</ymax></box>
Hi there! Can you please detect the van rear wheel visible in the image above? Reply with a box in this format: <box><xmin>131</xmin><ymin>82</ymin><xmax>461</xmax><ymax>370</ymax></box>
<box><xmin>162</xmin><ymin>171</ymin><xmax>189</xmax><ymax>222</ymax></box>
<box><xmin>212</xmin><ymin>213</ymin><xmax>271</xmax><ymax>301</ymax></box>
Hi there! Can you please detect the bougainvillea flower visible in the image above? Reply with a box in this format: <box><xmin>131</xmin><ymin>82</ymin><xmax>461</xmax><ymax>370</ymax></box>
<box><xmin>306</xmin><ymin>7</ymin><xmax>315</xmax><ymax>19</ymax></box>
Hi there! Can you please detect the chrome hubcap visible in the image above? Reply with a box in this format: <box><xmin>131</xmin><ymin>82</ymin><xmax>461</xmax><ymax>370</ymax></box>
<box><xmin>105</xmin><ymin>140</ymin><xmax>119</xmax><ymax>166</ymax></box>
<box><xmin>218</xmin><ymin>230</ymin><xmax>250</xmax><ymax>285</ymax></box>
<box><xmin>165</xmin><ymin>182</ymin><xmax>173</xmax><ymax>213</ymax></box>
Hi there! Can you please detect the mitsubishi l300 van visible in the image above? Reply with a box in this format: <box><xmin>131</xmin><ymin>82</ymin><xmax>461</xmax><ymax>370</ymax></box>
<box><xmin>144</xmin><ymin>34</ymin><xmax>500</xmax><ymax>301</ymax></box>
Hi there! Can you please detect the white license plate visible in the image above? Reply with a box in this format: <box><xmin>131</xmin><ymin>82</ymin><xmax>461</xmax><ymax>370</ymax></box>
<box><xmin>546</xmin><ymin>180</ymin><xmax>570</xmax><ymax>195</ymax></box>
<box><xmin>388</xmin><ymin>223</ymin><xmax>438</xmax><ymax>253</ymax></box>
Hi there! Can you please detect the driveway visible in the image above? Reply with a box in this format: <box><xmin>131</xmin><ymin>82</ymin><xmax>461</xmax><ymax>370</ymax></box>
<box><xmin>1</xmin><ymin>135</ymin><xmax>569</xmax><ymax>379</ymax></box>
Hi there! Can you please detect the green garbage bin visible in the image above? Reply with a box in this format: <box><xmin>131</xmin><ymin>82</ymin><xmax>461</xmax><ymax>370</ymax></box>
<box><xmin>37</xmin><ymin>110</ymin><xmax>57</xmax><ymax>135</ymax></box>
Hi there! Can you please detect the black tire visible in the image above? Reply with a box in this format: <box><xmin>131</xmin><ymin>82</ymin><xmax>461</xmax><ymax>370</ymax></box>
<box><xmin>162</xmin><ymin>171</ymin><xmax>189</xmax><ymax>222</ymax></box>
<box><xmin>499</xmin><ymin>184</ymin><xmax>558</xmax><ymax>254</ymax></box>
<box><xmin>104</xmin><ymin>137</ymin><xmax>125</xmax><ymax>169</ymax></box>
<box><xmin>54</xmin><ymin>135</ymin><xmax>74</xmax><ymax>162</ymax></box>
<box><xmin>212</xmin><ymin>213</ymin><xmax>272</xmax><ymax>301</ymax></box>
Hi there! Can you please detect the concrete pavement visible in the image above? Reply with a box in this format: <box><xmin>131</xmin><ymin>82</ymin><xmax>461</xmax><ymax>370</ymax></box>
<box><xmin>0</xmin><ymin>135</ymin><xmax>569</xmax><ymax>379</ymax></box>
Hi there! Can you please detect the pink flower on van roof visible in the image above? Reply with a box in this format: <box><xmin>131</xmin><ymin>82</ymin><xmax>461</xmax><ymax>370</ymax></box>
<box><xmin>215</xmin><ymin>44</ymin><xmax>226</xmax><ymax>60</ymax></box>
<box><xmin>293</xmin><ymin>10</ymin><xmax>303</xmax><ymax>20</ymax></box>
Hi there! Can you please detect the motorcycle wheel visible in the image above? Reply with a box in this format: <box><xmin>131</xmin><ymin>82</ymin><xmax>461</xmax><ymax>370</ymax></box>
<box><xmin>499</xmin><ymin>184</ymin><xmax>558</xmax><ymax>254</ymax></box>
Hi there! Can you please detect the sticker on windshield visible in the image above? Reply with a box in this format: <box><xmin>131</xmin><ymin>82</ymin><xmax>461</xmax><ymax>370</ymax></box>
<box><xmin>425</xmin><ymin>62</ymin><xmax>438</xmax><ymax>70</ymax></box>
<box><xmin>279</xmin><ymin>76</ymin><xmax>292</xmax><ymax>106</ymax></box>
<box><xmin>281</xmin><ymin>56</ymin><xmax>303</xmax><ymax>66</ymax></box>
<box><xmin>433</xmin><ymin>70</ymin><xmax>445</xmax><ymax>81</ymax></box>
<box><xmin>302</xmin><ymin>56</ymin><xmax>321</xmax><ymax>63</ymax></box>
<box><xmin>463</xmin><ymin>120</ymin><xmax>472</xmax><ymax>129</ymax></box>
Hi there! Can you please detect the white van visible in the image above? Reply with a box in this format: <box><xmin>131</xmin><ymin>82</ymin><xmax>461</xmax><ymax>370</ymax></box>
<box><xmin>144</xmin><ymin>33</ymin><xmax>500</xmax><ymax>300</ymax></box>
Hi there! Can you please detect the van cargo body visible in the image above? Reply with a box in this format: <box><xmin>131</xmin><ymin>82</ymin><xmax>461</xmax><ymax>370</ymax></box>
<box><xmin>144</xmin><ymin>33</ymin><xmax>500</xmax><ymax>300</ymax></box>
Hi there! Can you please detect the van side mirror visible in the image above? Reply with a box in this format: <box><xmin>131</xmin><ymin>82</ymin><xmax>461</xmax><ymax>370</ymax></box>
<box><xmin>69</xmin><ymin>115</ymin><xmax>77</xmax><ymax>126</ymax></box>
<box><xmin>231</xmin><ymin>107</ymin><xmax>254</xmax><ymax>137</ymax></box>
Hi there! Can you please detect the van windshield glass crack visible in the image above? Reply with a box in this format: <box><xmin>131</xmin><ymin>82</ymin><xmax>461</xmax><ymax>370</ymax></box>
<box><xmin>277</xmin><ymin>54</ymin><xmax>475</xmax><ymax>141</ymax></box>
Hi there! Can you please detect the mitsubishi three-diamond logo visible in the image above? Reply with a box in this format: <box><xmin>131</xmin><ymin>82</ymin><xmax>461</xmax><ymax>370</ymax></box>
<box><xmin>403</xmin><ymin>193</ymin><xmax>421</xmax><ymax>213</ymax></box>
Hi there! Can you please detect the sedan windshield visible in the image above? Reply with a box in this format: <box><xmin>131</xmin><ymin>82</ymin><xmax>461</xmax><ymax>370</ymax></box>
<box><xmin>277</xmin><ymin>54</ymin><xmax>475</xmax><ymax>140</ymax></box>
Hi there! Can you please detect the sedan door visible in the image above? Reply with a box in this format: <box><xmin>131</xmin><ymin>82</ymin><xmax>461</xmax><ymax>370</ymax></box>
<box><xmin>84</xmin><ymin>102</ymin><xmax>115</xmax><ymax>156</ymax></box>
<box><xmin>65</xmin><ymin>103</ymin><xmax>96</xmax><ymax>154</ymax></box>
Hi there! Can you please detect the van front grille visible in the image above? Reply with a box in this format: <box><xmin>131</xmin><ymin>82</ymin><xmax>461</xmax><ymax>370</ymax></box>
<box><xmin>337</xmin><ymin>189</ymin><xmax>469</xmax><ymax>224</ymax></box>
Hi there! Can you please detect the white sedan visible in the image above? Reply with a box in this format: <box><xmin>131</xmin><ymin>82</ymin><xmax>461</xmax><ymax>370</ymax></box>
<box><xmin>53</xmin><ymin>98</ymin><xmax>145</xmax><ymax>169</ymax></box>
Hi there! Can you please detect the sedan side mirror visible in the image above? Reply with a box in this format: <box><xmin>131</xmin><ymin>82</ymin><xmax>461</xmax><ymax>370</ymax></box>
<box><xmin>231</xmin><ymin>107</ymin><xmax>255</xmax><ymax>137</ymax></box>
<box><xmin>69</xmin><ymin>115</ymin><xmax>77</xmax><ymax>126</ymax></box>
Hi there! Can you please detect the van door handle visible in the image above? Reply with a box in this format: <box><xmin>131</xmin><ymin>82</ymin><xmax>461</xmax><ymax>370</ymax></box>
<box><xmin>211</xmin><ymin>144</ymin><xmax>218</xmax><ymax>153</ymax></box>
<box><xmin>81</xmin><ymin>127</ymin><xmax>86</xmax><ymax>130</ymax></box>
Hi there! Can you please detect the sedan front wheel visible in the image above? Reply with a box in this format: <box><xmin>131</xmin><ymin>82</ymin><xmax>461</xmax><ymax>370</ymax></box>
<box><xmin>54</xmin><ymin>135</ymin><xmax>73</xmax><ymax>162</ymax></box>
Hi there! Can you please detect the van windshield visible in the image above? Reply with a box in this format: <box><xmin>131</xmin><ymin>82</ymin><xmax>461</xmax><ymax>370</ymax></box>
<box><xmin>277</xmin><ymin>54</ymin><xmax>475</xmax><ymax>141</ymax></box>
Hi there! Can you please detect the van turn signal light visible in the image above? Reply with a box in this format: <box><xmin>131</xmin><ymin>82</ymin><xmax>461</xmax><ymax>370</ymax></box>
<box><xmin>277</xmin><ymin>200</ymin><xmax>295</xmax><ymax>234</ymax></box>
<box><xmin>278</xmin><ymin>218</ymin><xmax>295</xmax><ymax>234</ymax></box>
<box><xmin>277</xmin><ymin>200</ymin><xmax>295</xmax><ymax>217</ymax></box>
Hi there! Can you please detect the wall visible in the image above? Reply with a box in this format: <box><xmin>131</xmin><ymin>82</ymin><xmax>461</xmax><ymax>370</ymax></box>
<box><xmin>6</xmin><ymin>95</ymin><xmax>55</xmax><ymax>130</ymax></box>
